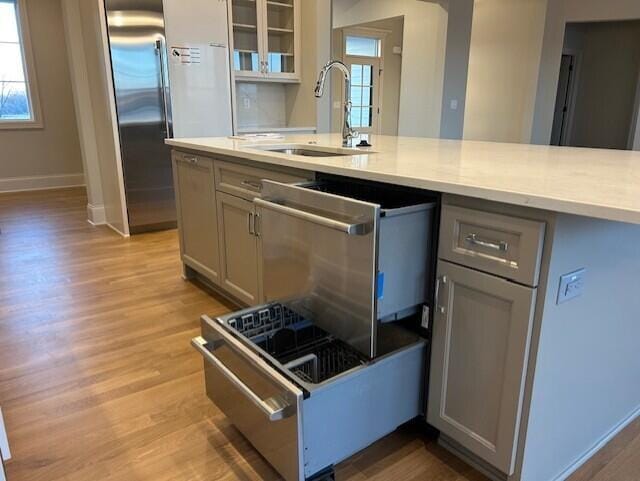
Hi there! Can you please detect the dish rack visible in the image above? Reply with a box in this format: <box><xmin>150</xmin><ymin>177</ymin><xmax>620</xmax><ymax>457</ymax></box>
<box><xmin>225</xmin><ymin>304</ymin><xmax>368</xmax><ymax>385</ymax></box>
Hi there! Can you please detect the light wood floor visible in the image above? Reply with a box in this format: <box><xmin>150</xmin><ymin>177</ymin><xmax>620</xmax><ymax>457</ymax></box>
<box><xmin>0</xmin><ymin>188</ymin><xmax>637</xmax><ymax>481</ymax></box>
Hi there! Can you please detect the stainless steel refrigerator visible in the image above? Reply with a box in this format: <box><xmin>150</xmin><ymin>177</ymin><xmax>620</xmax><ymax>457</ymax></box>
<box><xmin>104</xmin><ymin>0</ymin><xmax>233</xmax><ymax>234</ymax></box>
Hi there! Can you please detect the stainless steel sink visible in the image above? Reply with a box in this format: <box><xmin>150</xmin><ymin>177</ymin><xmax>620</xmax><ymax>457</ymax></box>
<box><xmin>267</xmin><ymin>148</ymin><xmax>351</xmax><ymax>157</ymax></box>
<box><xmin>245</xmin><ymin>144</ymin><xmax>371</xmax><ymax>157</ymax></box>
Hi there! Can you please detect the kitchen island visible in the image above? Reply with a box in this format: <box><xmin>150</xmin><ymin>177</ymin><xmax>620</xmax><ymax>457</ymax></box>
<box><xmin>166</xmin><ymin>134</ymin><xmax>640</xmax><ymax>481</ymax></box>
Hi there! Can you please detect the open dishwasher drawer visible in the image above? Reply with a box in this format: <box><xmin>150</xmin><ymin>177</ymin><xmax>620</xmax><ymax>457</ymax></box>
<box><xmin>192</xmin><ymin>303</ymin><xmax>426</xmax><ymax>481</ymax></box>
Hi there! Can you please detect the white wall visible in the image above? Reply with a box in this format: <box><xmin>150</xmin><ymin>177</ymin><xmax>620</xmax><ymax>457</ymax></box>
<box><xmin>333</xmin><ymin>0</ymin><xmax>448</xmax><ymax>138</ymax></box>
<box><xmin>463</xmin><ymin>0</ymin><xmax>548</xmax><ymax>143</ymax></box>
<box><xmin>78</xmin><ymin>0</ymin><xmax>129</xmax><ymax>235</ymax></box>
<box><xmin>59</xmin><ymin>0</ymin><xmax>128</xmax><ymax>232</ymax></box>
<box><xmin>531</xmin><ymin>0</ymin><xmax>640</xmax><ymax>144</ymax></box>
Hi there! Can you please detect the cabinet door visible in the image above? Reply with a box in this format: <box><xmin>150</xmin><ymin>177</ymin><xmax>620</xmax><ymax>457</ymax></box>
<box><xmin>262</xmin><ymin>0</ymin><xmax>300</xmax><ymax>81</ymax></box>
<box><xmin>427</xmin><ymin>260</ymin><xmax>536</xmax><ymax>475</ymax></box>
<box><xmin>173</xmin><ymin>154</ymin><xmax>220</xmax><ymax>282</ymax></box>
<box><xmin>217</xmin><ymin>192</ymin><xmax>261</xmax><ymax>305</ymax></box>
<box><xmin>229</xmin><ymin>0</ymin><xmax>265</xmax><ymax>77</ymax></box>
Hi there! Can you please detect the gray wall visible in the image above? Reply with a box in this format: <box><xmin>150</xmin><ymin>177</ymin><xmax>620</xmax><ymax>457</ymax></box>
<box><xmin>531</xmin><ymin>0</ymin><xmax>640</xmax><ymax>145</ymax></box>
<box><xmin>519</xmin><ymin>214</ymin><xmax>640</xmax><ymax>481</ymax></box>
<box><xmin>439</xmin><ymin>0</ymin><xmax>473</xmax><ymax>140</ymax></box>
<box><xmin>0</xmin><ymin>0</ymin><xmax>83</xmax><ymax>184</ymax></box>
<box><xmin>563</xmin><ymin>21</ymin><xmax>640</xmax><ymax>150</ymax></box>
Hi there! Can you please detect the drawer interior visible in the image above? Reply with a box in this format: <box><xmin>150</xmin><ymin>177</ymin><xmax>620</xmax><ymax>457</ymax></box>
<box><xmin>307</xmin><ymin>176</ymin><xmax>437</xmax><ymax>212</ymax></box>
<box><xmin>224</xmin><ymin>304</ymin><xmax>369</xmax><ymax>387</ymax></box>
<box><xmin>222</xmin><ymin>303</ymin><xmax>426</xmax><ymax>391</ymax></box>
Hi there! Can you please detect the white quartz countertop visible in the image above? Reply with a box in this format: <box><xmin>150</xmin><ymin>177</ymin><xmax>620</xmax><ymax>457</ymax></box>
<box><xmin>166</xmin><ymin>134</ymin><xmax>640</xmax><ymax>225</ymax></box>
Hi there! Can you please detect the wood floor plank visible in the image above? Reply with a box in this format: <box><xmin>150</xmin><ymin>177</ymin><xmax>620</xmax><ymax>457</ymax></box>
<box><xmin>0</xmin><ymin>188</ymin><xmax>634</xmax><ymax>481</ymax></box>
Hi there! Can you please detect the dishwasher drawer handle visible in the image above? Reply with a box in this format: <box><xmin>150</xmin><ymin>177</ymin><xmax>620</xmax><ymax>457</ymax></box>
<box><xmin>254</xmin><ymin>198</ymin><xmax>372</xmax><ymax>235</ymax></box>
<box><xmin>465</xmin><ymin>233</ymin><xmax>509</xmax><ymax>252</ymax></box>
<box><xmin>191</xmin><ymin>336</ymin><xmax>291</xmax><ymax>422</ymax></box>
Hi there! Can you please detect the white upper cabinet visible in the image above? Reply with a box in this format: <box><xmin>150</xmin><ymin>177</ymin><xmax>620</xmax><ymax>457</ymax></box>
<box><xmin>229</xmin><ymin>0</ymin><xmax>301</xmax><ymax>82</ymax></box>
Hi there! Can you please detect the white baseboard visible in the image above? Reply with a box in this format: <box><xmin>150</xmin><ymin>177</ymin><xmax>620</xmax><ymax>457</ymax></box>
<box><xmin>553</xmin><ymin>404</ymin><xmax>640</xmax><ymax>481</ymax></box>
<box><xmin>0</xmin><ymin>173</ymin><xmax>85</xmax><ymax>193</ymax></box>
<box><xmin>87</xmin><ymin>203</ymin><xmax>106</xmax><ymax>225</ymax></box>
<box><xmin>0</xmin><ymin>407</ymin><xmax>10</xmax><ymax>461</ymax></box>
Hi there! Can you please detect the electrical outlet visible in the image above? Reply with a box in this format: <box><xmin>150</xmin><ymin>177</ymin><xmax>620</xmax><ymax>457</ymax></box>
<box><xmin>243</xmin><ymin>97</ymin><xmax>251</xmax><ymax>109</ymax></box>
<box><xmin>557</xmin><ymin>269</ymin><xmax>586</xmax><ymax>304</ymax></box>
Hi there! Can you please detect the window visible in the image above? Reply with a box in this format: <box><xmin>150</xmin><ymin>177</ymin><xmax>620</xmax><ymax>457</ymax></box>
<box><xmin>345</xmin><ymin>36</ymin><xmax>381</xmax><ymax>58</ymax></box>
<box><xmin>0</xmin><ymin>0</ymin><xmax>38</xmax><ymax>125</ymax></box>
<box><xmin>350</xmin><ymin>63</ymin><xmax>374</xmax><ymax>129</ymax></box>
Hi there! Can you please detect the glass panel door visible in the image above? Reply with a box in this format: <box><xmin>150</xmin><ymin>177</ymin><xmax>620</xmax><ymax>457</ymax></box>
<box><xmin>346</xmin><ymin>57</ymin><xmax>380</xmax><ymax>134</ymax></box>
<box><xmin>231</xmin><ymin>0</ymin><xmax>261</xmax><ymax>73</ymax></box>
<box><xmin>265</xmin><ymin>0</ymin><xmax>295</xmax><ymax>74</ymax></box>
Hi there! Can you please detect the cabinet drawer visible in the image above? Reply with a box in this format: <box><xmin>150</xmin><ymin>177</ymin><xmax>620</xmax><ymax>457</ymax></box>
<box><xmin>439</xmin><ymin>205</ymin><xmax>545</xmax><ymax>286</ymax></box>
<box><xmin>215</xmin><ymin>159</ymin><xmax>310</xmax><ymax>200</ymax></box>
<box><xmin>173</xmin><ymin>151</ymin><xmax>213</xmax><ymax>168</ymax></box>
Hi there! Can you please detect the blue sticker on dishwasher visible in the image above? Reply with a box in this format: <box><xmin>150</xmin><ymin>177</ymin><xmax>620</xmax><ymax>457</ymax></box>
<box><xmin>377</xmin><ymin>272</ymin><xmax>385</xmax><ymax>299</ymax></box>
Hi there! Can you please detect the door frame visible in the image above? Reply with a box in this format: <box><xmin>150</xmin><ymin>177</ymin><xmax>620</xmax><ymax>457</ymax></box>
<box><xmin>343</xmin><ymin>54</ymin><xmax>382</xmax><ymax>134</ymax></box>
<box><xmin>341</xmin><ymin>26</ymin><xmax>389</xmax><ymax>135</ymax></box>
<box><xmin>556</xmin><ymin>49</ymin><xmax>582</xmax><ymax>146</ymax></box>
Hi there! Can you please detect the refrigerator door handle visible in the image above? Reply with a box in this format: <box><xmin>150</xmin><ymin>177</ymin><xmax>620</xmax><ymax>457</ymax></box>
<box><xmin>155</xmin><ymin>39</ymin><xmax>172</xmax><ymax>138</ymax></box>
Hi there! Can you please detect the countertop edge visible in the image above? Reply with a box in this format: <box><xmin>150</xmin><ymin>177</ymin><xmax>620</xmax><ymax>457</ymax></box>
<box><xmin>166</xmin><ymin>139</ymin><xmax>640</xmax><ymax>225</ymax></box>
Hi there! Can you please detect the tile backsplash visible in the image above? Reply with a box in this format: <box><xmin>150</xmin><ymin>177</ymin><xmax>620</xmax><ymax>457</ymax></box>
<box><xmin>236</xmin><ymin>83</ymin><xmax>287</xmax><ymax>129</ymax></box>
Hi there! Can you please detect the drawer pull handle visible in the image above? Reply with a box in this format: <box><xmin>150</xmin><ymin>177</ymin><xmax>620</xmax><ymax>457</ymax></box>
<box><xmin>248</xmin><ymin>212</ymin><xmax>255</xmax><ymax>235</ymax></box>
<box><xmin>254</xmin><ymin>198</ymin><xmax>373</xmax><ymax>236</ymax></box>
<box><xmin>435</xmin><ymin>275</ymin><xmax>447</xmax><ymax>314</ymax></box>
<box><xmin>184</xmin><ymin>156</ymin><xmax>198</xmax><ymax>164</ymax></box>
<box><xmin>241</xmin><ymin>180</ymin><xmax>263</xmax><ymax>191</ymax></box>
<box><xmin>191</xmin><ymin>337</ymin><xmax>291</xmax><ymax>422</ymax></box>
<box><xmin>465</xmin><ymin>233</ymin><xmax>509</xmax><ymax>252</ymax></box>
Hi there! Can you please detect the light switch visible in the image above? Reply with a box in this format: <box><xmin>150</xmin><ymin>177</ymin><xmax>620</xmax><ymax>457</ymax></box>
<box><xmin>450</xmin><ymin>99</ymin><xmax>459</xmax><ymax>110</ymax></box>
<box><xmin>557</xmin><ymin>269</ymin><xmax>586</xmax><ymax>304</ymax></box>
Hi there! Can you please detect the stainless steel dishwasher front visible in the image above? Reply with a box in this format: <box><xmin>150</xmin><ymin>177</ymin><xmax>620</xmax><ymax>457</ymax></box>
<box><xmin>193</xmin><ymin>305</ymin><xmax>426</xmax><ymax>481</ymax></box>
<box><xmin>254</xmin><ymin>179</ymin><xmax>436</xmax><ymax>358</ymax></box>
<box><xmin>192</xmin><ymin>177</ymin><xmax>436</xmax><ymax>481</ymax></box>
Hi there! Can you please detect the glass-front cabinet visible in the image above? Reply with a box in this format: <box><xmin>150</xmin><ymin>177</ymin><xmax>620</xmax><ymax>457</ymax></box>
<box><xmin>230</xmin><ymin>0</ymin><xmax>300</xmax><ymax>82</ymax></box>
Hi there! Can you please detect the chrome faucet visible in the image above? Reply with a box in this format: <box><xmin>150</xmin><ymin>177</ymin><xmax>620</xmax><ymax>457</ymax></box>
<box><xmin>315</xmin><ymin>60</ymin><xmax>358</xmax><ymax>147</ymax></box>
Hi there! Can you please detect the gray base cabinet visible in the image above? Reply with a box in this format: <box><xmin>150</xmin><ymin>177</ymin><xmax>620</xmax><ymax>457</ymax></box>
<box><xmin>428</xmin><ymin>260</ymin><xmax>536</xmax><ymax>475</ymax></box>
<box><xmin>173</xmin><ymin>150</ymin><xmax>311</xmax><ymax>306</ymax></box>
<box><xmin>217</xmin><ymin>191</ymin><xmax>261</xmax><ymax>305</ymax></box>
<box><xmin>173</xmin><ymin>153</ymin><xmax>221</xmax><ymax>282</ymax></box>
